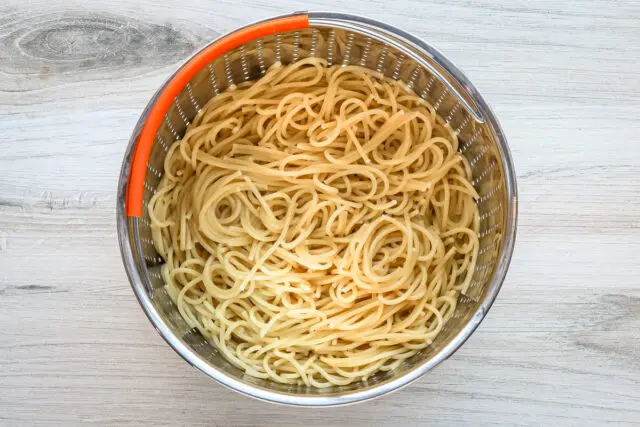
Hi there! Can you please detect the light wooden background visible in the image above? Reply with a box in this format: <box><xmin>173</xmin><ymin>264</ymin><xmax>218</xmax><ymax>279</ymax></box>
<box><xmin>1</xmin><ymin>0</ymin><xmax>639</xmax><ymax>425</ymax></box>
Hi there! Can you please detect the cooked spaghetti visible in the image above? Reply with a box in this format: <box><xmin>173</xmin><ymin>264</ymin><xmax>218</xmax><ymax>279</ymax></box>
<box><xmin>149</xmin><ymin>58</ymin><xmax>479</xmax><ymax>387</ymax></box>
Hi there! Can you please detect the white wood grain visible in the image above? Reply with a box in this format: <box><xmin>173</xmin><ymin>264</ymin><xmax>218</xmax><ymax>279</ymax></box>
<box><xmin>1</xmin><ymin>0</ymin><xmax>639</xmax><ymax>425</ymax></box>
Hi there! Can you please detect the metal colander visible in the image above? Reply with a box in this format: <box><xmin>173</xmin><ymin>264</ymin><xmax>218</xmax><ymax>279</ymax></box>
<box><xmin>117</xmin><ymin>12</ymin><xmax>517</xmax><ymax>406</ymax></box>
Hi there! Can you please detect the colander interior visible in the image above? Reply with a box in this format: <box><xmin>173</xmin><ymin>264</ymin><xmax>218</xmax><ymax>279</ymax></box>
<box><xmin>120</xmin><ymin>14</ymin><xmax>515</xmax><ymax>403</ymax></box>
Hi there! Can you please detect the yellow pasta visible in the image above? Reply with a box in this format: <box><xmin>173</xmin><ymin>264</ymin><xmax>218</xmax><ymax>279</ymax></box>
<box><xmin>149</xmin><ymin>58</ymin><xmax>479</xmax><ymax>387</ymax></box>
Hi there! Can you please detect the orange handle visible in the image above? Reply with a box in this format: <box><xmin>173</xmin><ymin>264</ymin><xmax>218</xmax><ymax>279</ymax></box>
<box><xmin>126</xmin><ymin>14</ymin><xmax>310</xmax><ymax>217</ymax></box>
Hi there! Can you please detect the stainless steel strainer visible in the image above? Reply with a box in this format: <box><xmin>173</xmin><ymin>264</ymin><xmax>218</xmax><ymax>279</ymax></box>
<box><xmin>117</xmin><ymin>12</ymin><xmax>517</xmax><ymax>406</ymax></box>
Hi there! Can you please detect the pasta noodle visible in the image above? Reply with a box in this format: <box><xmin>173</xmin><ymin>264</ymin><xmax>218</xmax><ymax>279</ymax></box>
<box><xmin>149</xmin><ymin>58</ymin><xmax>479</xmax><ymax>387</ymax></box>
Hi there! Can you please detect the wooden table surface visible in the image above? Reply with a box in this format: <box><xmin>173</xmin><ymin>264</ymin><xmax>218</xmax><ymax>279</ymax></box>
<box><xmin>1</xmin><ymin>0</ymin><xmax>639</xmax><ymax>425</ymax></box>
